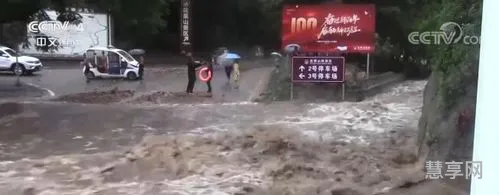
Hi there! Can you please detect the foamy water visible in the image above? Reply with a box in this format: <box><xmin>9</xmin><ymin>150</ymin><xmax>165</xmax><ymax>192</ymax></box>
<box><xmin>0</xmin><ymin>80</ymin><xmax>427</xmax><ymax>195</ymax></box>
<box><xmin>248</xmin><ymin>80</ymin><xmax>424</xmax><ymax>143</ymax></box>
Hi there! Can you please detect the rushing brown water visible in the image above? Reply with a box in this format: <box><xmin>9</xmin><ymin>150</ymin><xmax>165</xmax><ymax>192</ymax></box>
<box><xmin>0</xmin><ymin>80</ymin><xmax>427</xmax><ymax>194</ymax></box>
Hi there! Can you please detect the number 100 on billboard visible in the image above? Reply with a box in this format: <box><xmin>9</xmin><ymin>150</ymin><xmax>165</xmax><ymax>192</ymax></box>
<box><xmin>290</xmin><ymin>17</ymin><xmax>317</xmax><ymax>33</ymax></box>
<box><xmin>282</xmin><ymin>4</ymin><xmax>376</xmax><ymax>53</ymax></box>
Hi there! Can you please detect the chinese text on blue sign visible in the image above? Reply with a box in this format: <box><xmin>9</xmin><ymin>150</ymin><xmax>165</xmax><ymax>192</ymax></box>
<box><xmin>291</xmin><ymin>57</ymin><xmax>345</xmax><ymax>82</ymax></box>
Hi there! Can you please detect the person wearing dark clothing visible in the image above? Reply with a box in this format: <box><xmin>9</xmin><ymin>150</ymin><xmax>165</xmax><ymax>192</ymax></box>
<box><xmin>82</xmin><ymin>53</ymin><xmax>92</xmax><ymax>82</ymax></box>
<box><xmin>98</xmin><ymin>51</ymin><xmax>108</xmax><ymax>73</ymax></box>
<box><xmin>120</xmin><ymin>58</ymin><xmax>127</xmax><ymax>75</ymax></box>
<box><xmin>138</xmin><ymin>56</ymin><xmax>144</xmax><ymax>79</ymax></box>
<box><xmin>82</xmin><ymin>54</ymin><xmax>90</xmax><ymax>73</ymax></box>
<box><xmin>186</xmin><ymin>52</ymin><xmax>201</xmax><ymax>93</ymax></box>
<box><xmin>224</xmin><ymin>65</ymin><xmax>232</xmax><ymax>80</ymax></box>
<box><xmin>215</xmin><ymin>50</ymin><xmax>232</xmax><ymax>81</ymax></box>
<box><xmin>206</xmin><ymin>57</ymin><xmax>215</xmax><ymax>93</ymax></box>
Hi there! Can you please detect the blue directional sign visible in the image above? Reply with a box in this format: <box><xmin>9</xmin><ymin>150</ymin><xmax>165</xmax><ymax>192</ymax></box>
<box><xmin>291</xmin><ymin>56</ymin><xmax>345</xmax><ymax>83</ymax></box>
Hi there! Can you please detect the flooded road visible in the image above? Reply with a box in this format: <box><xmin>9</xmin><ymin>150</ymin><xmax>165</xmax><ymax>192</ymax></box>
<box><xmin>0</xmin><ymin>80</ymin><xmax>427</xmax><ymax>194</ymax></box>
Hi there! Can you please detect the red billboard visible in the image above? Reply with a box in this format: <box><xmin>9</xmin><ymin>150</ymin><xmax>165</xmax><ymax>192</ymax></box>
<box><xmin>282</xmin><ymin>4</ymin><xmax>375</xmax><ymax>53</ymax></box>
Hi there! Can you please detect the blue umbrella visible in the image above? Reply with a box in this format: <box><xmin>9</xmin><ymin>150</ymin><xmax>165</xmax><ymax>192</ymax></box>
<box><xmin>222</xmin><ymin>53</ymin><xmax>241</xmax><ymax>59</ymax></box>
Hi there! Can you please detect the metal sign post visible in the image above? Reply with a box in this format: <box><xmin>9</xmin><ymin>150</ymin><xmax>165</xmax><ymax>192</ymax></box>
<box><xmin>288</xmin><ymin>54</ymin><xmax>294</xmax><ymax>101</ymax></box>
<box><xmin>107</xmin><ymin>11</ymin><xmax>112</xmax><ymax>46</ymax></box>
<box><xmin>291</xmin><ymin>56</ymin><xmax>346</xmax><ymax>101</ymax></box>
<box><xmin>341</xmin><ymin>83</ymin><xmax>345</xmax><ymax>100</ymax></box>
<box><xmin>366</xmin><ymin>53</ymin><xmax>370</xmax><ymax>79</ymax></box>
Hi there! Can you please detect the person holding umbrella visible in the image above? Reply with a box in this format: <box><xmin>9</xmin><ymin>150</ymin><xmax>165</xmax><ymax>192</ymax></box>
<box><xmin>219</xmin><ymin>52</ymin><xmax>241</xmax><ymax>81</ymax></box>
<box><xmin>217</xmin><ymin>50</ymin><xmax>232</xmax><ymax>81</ymax></box>
<box><xmin>129</xmin><ymin>49</ymin><xmax>146</xmax><ymax>79</ymax></box>
<box><xmin>231</xmin><ymin>59</ymin><xmax>241</xmax><ymax>89</ymax></box>
<box><xmin>224</xmin><ymin>64</ymin><xmax>232</xmax><ymax>80</ymax></box>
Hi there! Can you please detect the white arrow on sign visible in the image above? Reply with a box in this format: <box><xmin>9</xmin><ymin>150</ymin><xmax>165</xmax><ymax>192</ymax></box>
<box><xmin>299</xmin><ymin>65</ymin><xmax>305</xmax><ymax>72</ymax></box>
<box><xmin>299</xmin><ymin>73</ymin><xmax>305</xmax><ymax>79</ymax></box>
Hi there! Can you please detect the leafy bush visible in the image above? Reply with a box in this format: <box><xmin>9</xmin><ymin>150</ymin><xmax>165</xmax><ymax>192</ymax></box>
<box><xmin>418</xmin><ymin>0</ymin><xmax>481</xmax><ymax>110</ymax></box>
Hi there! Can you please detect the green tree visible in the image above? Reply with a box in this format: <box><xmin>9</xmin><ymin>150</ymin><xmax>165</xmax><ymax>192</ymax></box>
<box><xmin>85</xmin><ymin>0</ymin><xmax>170</xmax><ymax>48</ymax></box>
<box><xmin>417</xmin><ymin>0</ymin><xmax>481</xmax><ymax>110</ymax></box>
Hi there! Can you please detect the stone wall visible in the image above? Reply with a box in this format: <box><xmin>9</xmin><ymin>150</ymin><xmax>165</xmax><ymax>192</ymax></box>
<box><xmin>261</xmin><ymin>57</ymin><xmax>407</xmax><ymax>102</ymax></box>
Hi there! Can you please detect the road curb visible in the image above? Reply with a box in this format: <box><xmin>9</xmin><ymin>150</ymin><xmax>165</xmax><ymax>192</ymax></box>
<box><xmin>0</xmin><ymin>81</ymin><xmax>55</xmax><ymax>101</ymax></box>
<box><xmin>24</xmin><ymin>82</ymin><xmax>56</xmax><ymax>98</ymax></box>
<box><xmin>115</xmin><ymin>90</ymin><xmax>164</xmax><ymax>104</ymax></box>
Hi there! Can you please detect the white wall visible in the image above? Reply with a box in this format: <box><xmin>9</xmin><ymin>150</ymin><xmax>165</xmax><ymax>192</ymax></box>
<box><xmin>19</xmin><ymin>10</ymin><xmax>109</xmax><ymax>58</ymax></box>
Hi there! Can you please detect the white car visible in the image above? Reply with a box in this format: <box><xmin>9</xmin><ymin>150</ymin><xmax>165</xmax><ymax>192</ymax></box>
<box><xmin>0</xmin><ymin>46</ymin><xmax>43</xmax><ymax>75</ymax></box>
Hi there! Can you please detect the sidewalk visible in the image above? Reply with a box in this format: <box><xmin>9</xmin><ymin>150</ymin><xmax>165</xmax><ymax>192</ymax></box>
<box><xmin>215</xmin><ymin>67</ymin><xmax>273</xmax><ymax>102</ymax></box>
<box><xmin>241</xmin><ymin>67</ymin><xmax>274</xmax><ymax>101</ymax></box>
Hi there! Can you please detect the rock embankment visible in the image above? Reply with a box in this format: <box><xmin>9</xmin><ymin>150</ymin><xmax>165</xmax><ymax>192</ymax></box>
<box><xmin>417</xmin><ymin>72</ymin><xmax>477</xmax><ymax>192</ymax></box>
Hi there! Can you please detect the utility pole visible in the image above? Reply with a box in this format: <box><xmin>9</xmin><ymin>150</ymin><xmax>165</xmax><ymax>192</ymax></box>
<box><xmin>107</xmin><ymin>10</ymin><xmax>112</xmax><ymax>46</ymax></box>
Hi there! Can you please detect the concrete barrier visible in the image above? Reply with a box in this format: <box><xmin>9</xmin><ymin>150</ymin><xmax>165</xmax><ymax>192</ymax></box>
<box><xmin>348</xmin><ymin>73</ymin><xmax>405</xmax><ymax>101</ymax></box>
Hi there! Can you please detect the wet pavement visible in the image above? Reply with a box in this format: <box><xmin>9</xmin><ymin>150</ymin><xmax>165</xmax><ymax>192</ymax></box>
<box><xmin>0</xmin><ymin>81</ymin><xmax>47</xmax><ymax>99</ymax></box>
<box><xmin>0</xmin><ymin>66</ymin><xmax>272</xmax><ymax>102</ymax></box>
<box><xmin>0</xmin><ymin>67</ymin><xmax>187</xmax><ymax>96</ymax></box>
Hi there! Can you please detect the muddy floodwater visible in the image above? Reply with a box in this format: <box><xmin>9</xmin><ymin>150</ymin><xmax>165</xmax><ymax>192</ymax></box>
<box><xmin>0</xmin><ymin>80</ymin><xmax>427</xmax><ymax>195</ymax></box>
